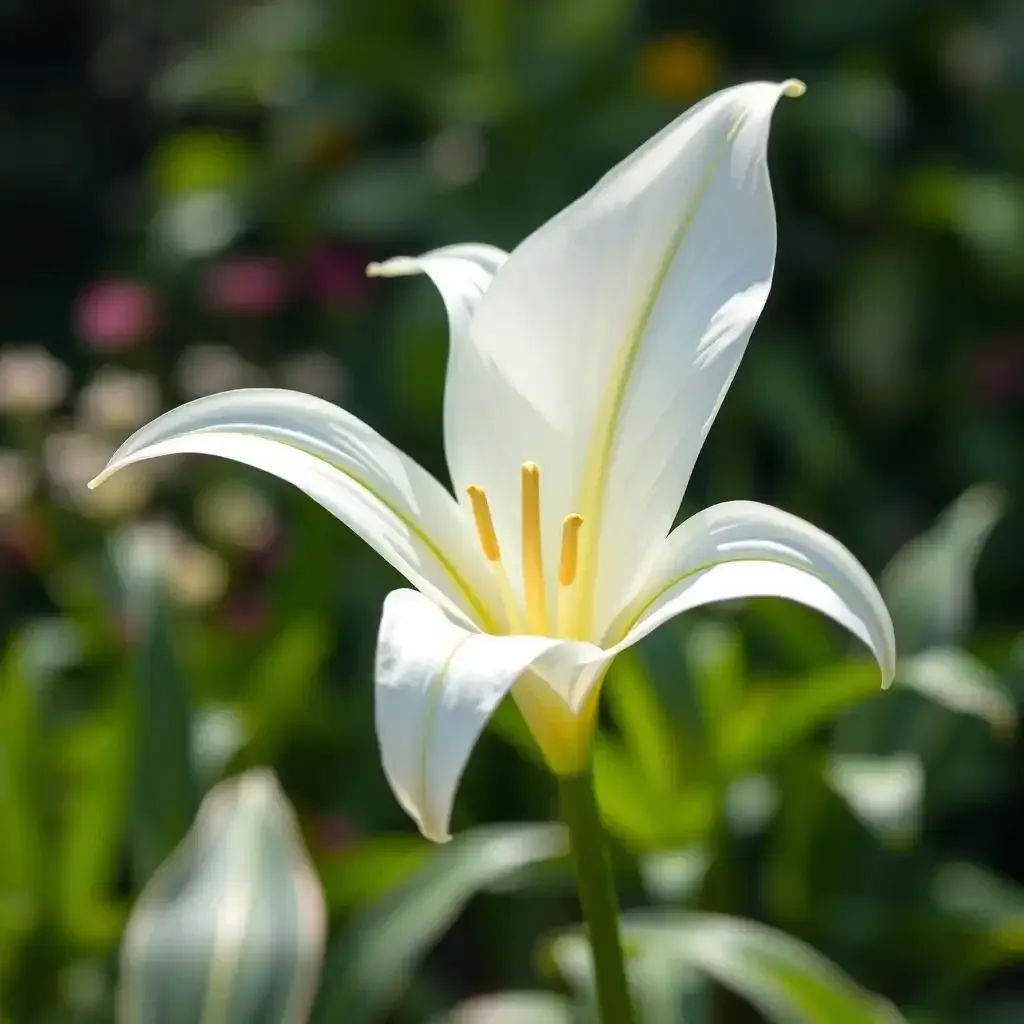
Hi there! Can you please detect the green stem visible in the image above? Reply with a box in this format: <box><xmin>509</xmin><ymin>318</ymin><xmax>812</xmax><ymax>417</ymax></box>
<box><xmin>558</xmin><ymin>770</ymin><xmax>637</xmax><ymax>1024</ymax></box>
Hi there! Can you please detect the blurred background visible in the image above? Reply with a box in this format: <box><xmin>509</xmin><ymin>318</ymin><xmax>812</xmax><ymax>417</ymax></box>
<box><xmin>0</xmin><ymin>0</ymin><xmax>1022</xmax><ymax>1020</ymax></box>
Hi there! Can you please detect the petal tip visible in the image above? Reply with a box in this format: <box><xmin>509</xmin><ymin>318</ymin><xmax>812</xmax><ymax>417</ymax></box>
<box><xmin>366</xmin><ymin>257</ymin><xmax>417</xmax><ymax>279</ymax></box>
<box><xmin>87</xmin><ymin>467</ymin><xmax>112</xmax><ymax>490</ymax></box>
<box><xmin>782</xmin><ymin>78</ymin><xmax>806</xmax><ymax>99</ymax></box>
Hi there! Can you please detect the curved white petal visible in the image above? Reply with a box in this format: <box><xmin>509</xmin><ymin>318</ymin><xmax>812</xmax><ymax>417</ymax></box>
<box><xmin>368</xmin><ymin>244</ymin><xmax>519</xmax><ymax>592</ymax></box>
<box><xmin>606</xmin><ymin>501</ymin><xmax>895</xmax><ymax>686</ymax></box>
<box><xmin>90</xmin><ymin>389</ymin><xmax>500</xmax><ymax>630</ymax></box>
<box><xmin>375</xmin><ymin>590</ymin><xmax>603</xmax><ymax>842</ymax></box>
<box><xmin>367</xmin><ymin>243</ymin><xmax>507</xmax><ymax>347</ymax></box>
<box><xmin>448</xmin><ymin>81</ymin><xmax>802</xmax><ymax>639</ymax></box>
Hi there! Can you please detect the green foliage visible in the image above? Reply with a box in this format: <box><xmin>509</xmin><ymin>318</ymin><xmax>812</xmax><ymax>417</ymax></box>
<box><xmin>112</xmin><ymin>529</ymin><xmax>201</xmax><ymax>886</ymax></box>
<box><xmin>311</xmin><ymin>824</ymin><xmax>567</xmax><ymax>1024</ymax></box>
<box><xmin>553</xmin><ymin>912</ymin><xmax>906</xmax><ymax>1023</ymax></box>
<box><xmin>1</xmin><ymin>0</ymin><xmax>1022</xmax><ymax>1018</ymax></box>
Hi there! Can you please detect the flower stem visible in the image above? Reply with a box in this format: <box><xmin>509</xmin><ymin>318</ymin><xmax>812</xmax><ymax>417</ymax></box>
<box><xmin>558</xmin><ymin>770</ymin><xmax>637</xmax><ymax>1024</ymax></box>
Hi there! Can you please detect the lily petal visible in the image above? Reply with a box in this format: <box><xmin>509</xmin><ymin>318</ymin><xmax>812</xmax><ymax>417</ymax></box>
<box><xmin>375</xmin><ymin>589</ymin><xmax>602</xmax><ymax>842</ymax></box>
<box><xmin>367</xmin><ymin>244</ymin><xmax>507</xmax><ymax>347</ymax></box>
<box><xmin>606</xmin><ymin>501</ymin><xmax>895</xmax><ymax>685</ymax></box>
<box><xmin>451</xmin><ymin>81</ymin><xmax>802</xmax><ymax>637</ymax></box>
<box><xmin>90</xmin><ymin>389</ymin><xmax>499</xmax><ymax>629</ymax></box>
<box><xmin>368</xmin><ymin>244</ymin><xmax>523</xmax><ymax>587</ymax></box>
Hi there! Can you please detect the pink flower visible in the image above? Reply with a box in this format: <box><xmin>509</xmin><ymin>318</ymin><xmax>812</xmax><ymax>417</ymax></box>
<box><xmin>203</xmin><ymin>256</ymin><xmax>288</xmax><ymax>317</ymax></box>
<box><xmin>308</xmin><ymin>244</ymin><xmax>372</xmax><ymax>307</ymax></box>
<box><xmin>74</xmin><ymin>280</ymin><xmax>159</xmax><ymax>352</ymax></box>
<box><xmin>220</xmin><ymin>592</ymin><xmax>269</xmax><ymax>636</ymax></box>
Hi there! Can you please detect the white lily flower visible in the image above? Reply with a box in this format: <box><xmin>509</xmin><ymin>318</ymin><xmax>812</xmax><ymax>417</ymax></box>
<box><xmin>91</xmin><ymin>80</ymin><xmax>895</xmax><ymax>843</ymax></box>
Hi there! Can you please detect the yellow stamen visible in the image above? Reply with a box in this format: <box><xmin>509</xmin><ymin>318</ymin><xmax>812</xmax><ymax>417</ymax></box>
<box><xmin>558</xmin><ymin>514</ymin><xmax>584</xmax><ymax>587</ymax></box>
<box><xmin>467</xmin><ymin>485</ymin><xmax>500</xmax><ymax>562</ymax></box>
<box><xmin>467</xmin><ymin>484</ymin><xmax>524</xmax><ymax>633</ymax></box>
<box><xmin>521</xmin><ymin>463</ymin><xmax>550</xmax><ymax>635</ymax></box>
<box><xmin>556</xmin><ymin>514</ymin><xmax>583</xmax><ymax>638</ymax></box>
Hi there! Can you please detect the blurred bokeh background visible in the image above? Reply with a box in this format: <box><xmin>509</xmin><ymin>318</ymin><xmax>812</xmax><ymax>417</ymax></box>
<box><xmin>1</xmin><ymin>0</ymin><xmax>1022</xmax><ymax>1020</ymax></box>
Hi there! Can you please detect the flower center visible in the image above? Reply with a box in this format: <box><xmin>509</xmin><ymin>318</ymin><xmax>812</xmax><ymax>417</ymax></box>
<box><xmin>467</xmin><ymin>463</ymin><xmax>584</xmax><ymax>638</ymax></box>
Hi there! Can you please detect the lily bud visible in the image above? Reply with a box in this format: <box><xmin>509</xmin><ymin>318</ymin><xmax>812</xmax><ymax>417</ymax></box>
<box><xmin>117</xmin><ymin>769</ymin><xmax>326</xmax><ymax>1024</ymax></box>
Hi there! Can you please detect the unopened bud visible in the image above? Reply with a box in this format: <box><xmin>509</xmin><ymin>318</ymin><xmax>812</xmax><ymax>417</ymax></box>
<box><xmin>118</xmin><ymin>769</ymin><xmax>326</xmax><ymax>1024</ymax></box>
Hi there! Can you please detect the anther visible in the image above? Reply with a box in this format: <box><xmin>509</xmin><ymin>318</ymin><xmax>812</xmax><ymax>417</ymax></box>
<box><xmin>521</xmin><ymin>463</ymin><xmax>550</xmax><ymax>635</ymax></box>
<box><xmin>466</xmin><ymin>485</ymin><xmax>501</xmax><ymax>562</ymax></box>
<box><xmin>558</xmin><ymin>514</ymin><xmax>584</xmax><ymax>587</ymax></box>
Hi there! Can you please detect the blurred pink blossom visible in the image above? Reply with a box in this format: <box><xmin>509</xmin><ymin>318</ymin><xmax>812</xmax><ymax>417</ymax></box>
<box><xmin>972</xmin><ymin>336</ymin><xmax>1024</xmax><ymax>404</ymax></box>
<box><xmin>308</xmin><ymin>244</ymin><xmax>372</xmax><ymax>307</ymax></box>
<box><xmin>0</xmin><ymin>517</ymin><xmax>46</xmax><ymax>572</ymax></box>
<box><xmin>243</xmin><ymin>522</ymin><xmax>290</xmax><ymax>575</ymax></box>
<box><xmin>220</xmin><ymin>592</ymin><xmax>269</xmax><ymax>636</ymax></box>
<box><xmin>74</xmin><ymin>279</ymin><xmax>158</xmax><ymax>351</ymax></box>
<box><xmin>203</xmin><ymin>255</ymin><xmax>288</xmax><ymax>316</ymax></box>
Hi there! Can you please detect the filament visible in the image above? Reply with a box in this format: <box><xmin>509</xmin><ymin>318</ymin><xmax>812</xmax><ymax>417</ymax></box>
<box><xmin>556</xmin><ymin>514</ymin><xmax>583</xmax><ymax>638</ymax></box>
<box><xmin>558</xmin><ymin>514</ymin><xmax>584</xmax><ymax>587</ymax></box>
<box><xmin>466</xmin><ymin>485</ymin><xmax>523</xmax><ymax>633</ymax></box>
<box><xmin>467</xmin><ymin>485</ymin><xmax>500</xmax><ymax>562</ymax></box>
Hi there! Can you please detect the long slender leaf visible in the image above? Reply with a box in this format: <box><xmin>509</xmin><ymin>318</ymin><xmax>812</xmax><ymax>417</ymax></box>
<box><xmin>111</xmin><ymin>527</ymin><xmax>199</xmax><ymax>885</ymax></box>
<box><xmin>238</xmin><ymin>616</ymin><xmax>329</xmax><ymax>765</ymax></box>
<box><xmin>432</xmin><ymin>991</ymin><xmax>578</xmax><ymax>1023</ymax></box>
<box><xmin>0</xmin><ymin>642</ymin><xmax>44</xmax><ymax>946</ymax></box>
<box><xmin>720</xmin><ymin>661</ymin><xmax>882</xmax><ymax>777</ymax></box>
<box><xmin>604</xmin><ymin>651</ymin><xmax>683</xmax><ymax>796</ymax></box>
<box><xmin>880</xmin><ymin>484</ymin><xmax>1003</xmax><ymax>653</ymax></box>
<box><xmin>311</xmin><ymin>824</ymin><xmax>567</xmax><ymax>1024</ymax></box>
<box><xmin>553</xmin><ymin>912</ymin><xmax>906</xmax><ymax>1024</ymax></box>
<box><xmin>55</xmin><ymin>694</ymin><xmax>132</xmax><ymax>948</ymax></box>
<box><xmin>897</xmin><ymin>649</ymin><xmax>1016</xmax><ymax>737</ymax></box>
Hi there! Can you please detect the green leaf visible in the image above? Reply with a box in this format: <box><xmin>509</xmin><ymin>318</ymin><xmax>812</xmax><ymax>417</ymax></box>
<box><xmin>553</xmin><ymin>912</ymin><xmax>906</xmax><ymax>1024</ymax></box>
<box><xmin>0</xmin><ymin>641</ymin><xmax>44</xmax><ymax>943</ymax></box>
<box><xmin>969</xmin><ymin>999</ymin><xmax>1024</xmax><ymax>1024</ymax></box>
<box><xmin>592</xmin><ymin>739</ymin><xmax>712</xmax><ymax>850</ymax></box>
<box><xmin>896</xmin><ymin>649</ymin><xmax>1016</xmax><ymax>738</ymax></box>
<box><xmin>931</xmin><ymin>861</ymin><xmax>1024</xmax><ymax>953</ymax></box>
<box><xmin>431</xmin><ymin>991</ymin><xmax>578</xmax><ymax>1023</ymax></box>
<box><xmin>324</xmin><ymin>157</ymin><xmax>443</xmax><ymax>237</ymax></box>
<box><xmin>238</xmin><ymin>617</ymin><xmax>329</xmax><ymax>765</ymax></box>
<box><xmin>720</xmin><ymin>661</ymin><xmax>882</xmax><ymax>777</ymax></box>
<box><xmin>316</xmin><ymin>836</ymin><xmax>431</xmax><ymax>912</ymax></box>
<box><xmin>603</xmin><ymin>651</ymin><xmax>681</xmax><ymax>796</ymax></box>
<box><xmin>640</xmin><ymin>847</ymin><xmax>710</xmax><ymax>905</ymax></box>
<box><xmin>311</xmin><ymin>824</ymin><xmax>567</xmax><ymax>1024</ymax></box>
<box><xmin>684</xmin><ymin>621</ymin><xmax>745</xmax><ymax>761</ymax></box>
<box><xmin>152</xmin><ymin>131</ymin><xmax>252</xmax><ymax>197</ymax></box>
<box><xmin>825</xmin><ymin>753</ymin><xmax>924</xmax><ymax>845</ymax></box>
<box><xmin>118</xmin><ymin>770</ymin><xmax>325</xmax><ymax>1024</ymax></box>
<box><xmin>54</xmin><ymin>696</ymin><xmax>132</xmax><ymax>948</ymax></box>
<box><xmin>154</xmin><ymin>1</ymin><xmax>320</xmax><ymax>110</ymax></box>
<box><xmin>111</xmin><ymin>527</ymin><xmax>199</xmax><ymax>886</ymax></box>
<box><xmin>880</xmin><ymin>485</ymin><xmax>1004</xmax><ymax>653</ymax></box>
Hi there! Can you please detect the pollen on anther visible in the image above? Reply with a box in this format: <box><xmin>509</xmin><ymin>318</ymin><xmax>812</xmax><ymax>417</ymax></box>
<box><xmin>559</xmin><ymin>514</ymin><xmax>584</xmax><ymax>587</ymax></box>
<box><xmin>466</xmin><ymin>485</ymin><xmax>501</xmax><ymax>562</ymax></box>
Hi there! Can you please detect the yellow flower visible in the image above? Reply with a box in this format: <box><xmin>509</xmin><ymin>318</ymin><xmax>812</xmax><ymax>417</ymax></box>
<box><xmin>638</xmin><ymin>34</ymin><xmax>719</xmax><ymax>100</ymax></box>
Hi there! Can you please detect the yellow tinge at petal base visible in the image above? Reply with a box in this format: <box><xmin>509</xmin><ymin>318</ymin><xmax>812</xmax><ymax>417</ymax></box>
<box><xmin>512</xmin><ymin>667</ymin><xmax>605</xmax><ymax>776</ymax></box>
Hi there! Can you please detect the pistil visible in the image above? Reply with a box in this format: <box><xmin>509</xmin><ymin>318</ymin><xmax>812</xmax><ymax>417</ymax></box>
<box><xmin>520</xmin><ymin>463</ymin><xmax>550</xmax><ymax>635</ymax></box>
